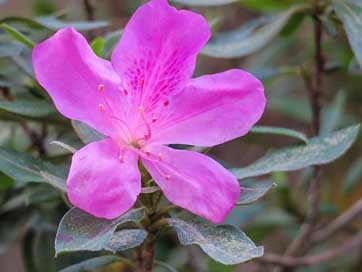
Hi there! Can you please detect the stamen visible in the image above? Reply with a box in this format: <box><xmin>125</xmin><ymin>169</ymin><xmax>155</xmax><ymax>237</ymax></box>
<box><xmin>98</xmin><ymin>103</ymin><xmax>105</xmax><ymax>112</ymax></box>
<box><xmin>119</xmin><ymin>154</ymin><xmax>125</xmax><ymax>163</ymax></box>
<box><xmin>98</xmin><ymin>84</ymin><xmax>105</xmax><ymax>92</ymax></box>
<box><xmin>118</xmin><ymin>86</ymin><xmax>128</xmax><ymax>96</ymax></box>
<box><xmin>152</xmin><ymin>114</ymin><xmax>158</xmax><ymax>123</ymax></box>
<box><xmin>138</xmin><ymin>106</ymin><xmax>152</xmax><ymax>140</ymax></box>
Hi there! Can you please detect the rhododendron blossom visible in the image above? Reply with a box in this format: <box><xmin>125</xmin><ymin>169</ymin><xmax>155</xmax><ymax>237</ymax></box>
<box><xmin>32</xmin><ymin>0</ymin><xmax>266</xmax><ymax>223</ymax></box>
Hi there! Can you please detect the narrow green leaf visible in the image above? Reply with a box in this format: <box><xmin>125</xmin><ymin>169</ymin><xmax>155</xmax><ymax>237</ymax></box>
<box><xmin>0</xmin><ymin>147</ymin><xmax>67</xmax><ymax>190</ymax></box>
<box><xmin>58</xmin><ymin>256</ymin><xmax>122</xmax><ymax>272</ymax></box>
<box><xmin>237</xmin><ymin>179</ymin><xmax>275</xmax><ymax>205</ymax></box>
<box><xmin>36</xmin><ymin>16</ymin><xmax>109</xmax><ymax>31</ymax></box>
<box><xmin>334</xmin><ymin>1</ymin><xmax>362</xmax><ymax>67</ymax></box>
<box><xmin>0</xmin><ymin>16</ymin><xmax>109</xmax><ymax>31</ymax></box>
<box><xmin>232</xmin><ymin>125</ymin><xmax>360</xmax><ymax>179</ymax></box>
<box><xmin>167</xmin><ymin>213</ymin><xmax>263</xmax><ymax>265</ymax></box>
<box><xmin>0</xmin><ymin>42</ymin><xmax>23</xmax><ymax>58</ymax></box>
<box><xmin>55</xmin><ymin>207</ymin><xmax>145</xmax><ymax>255</ymax></box>
<box><xmin>342</xmin><ymin>157</ymin><xmax>362</xmax><ymax>196</ymax></box>
<box><xmin>202</xmin><ymin>5</ymin><xmax>308</xmax><ymax>58</ymax></box>
<box><xmin>321</xmin><ymin>91</ymin><xmax>347</xmax><ymax>135</ymax></box>
<box><xmin>50</xmin><ymin>141</ymin><xmax>76</xmax><ymax>154</ymax></box>
<box><xmin>250</xmin><ymin>126</ymin><xmax>308</xmax><ymax>143</ymax></box>
<box><xmin>90</xmin><ymin>37</ymin><xmax>105</xmax><ymax>57</ymax></box>
<box><xmin>0</xmin><ymin>24</ymin><xmax>35</xmax><ymax>49</ymax></box>
<box><xmin>154</xmin><ymin>260</ymin><xmax>179</xmax><ymax>272</ymax></box>
<box><xmin>172</xmin><ymin>0</ymin><xmax>237</xmax><ymax>6</ymax></box>
<box><xmin>71</xmin><ymin>120</ymin><xmax>105</xmax><ymax>144</ymax></box>
<box><xmin>0</xmin><ymin>94</ymin><xmax>56</xmax><ymax>118</ymax></box>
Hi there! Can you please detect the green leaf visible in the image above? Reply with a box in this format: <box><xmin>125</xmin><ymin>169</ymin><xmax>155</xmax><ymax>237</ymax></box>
<box><xmin>0</xmin><ymin>147</ymin><xmax>66</xmax><ymax>191</ymax></box>
<box><xmin>342</xmin><ymin>157</ymin><xmax>362</xmax><ymax>196</ymax></box>
<box><xmin>55</xmin><ymin>207</ymin><xmax>145</xmax><ymax>255</ymax></box>
<box><xmin>103</xmin><ymin>30</ymin><xmax>122</xmax><ymax>59</ymax></box>
<box><xmin>321</xmin><ymin>91</ymin><xmax>347</xmax><ymax>135</ymax></box>
<box><xmin>0</xmin><ymin>42</ymin><xmax>24</xmax><ymax>58</ymax></box>
<box><xmin>334</xmin><ymin>1</ymin><xmax>362</xmax><ymax>67</ymax></box>
<box><xmin>268</xmin><ymin>95</ymin><xmax>311</xmax><ymax>122</ymax></box>
<box><xmin>250</xmin><ymin>126</ymin><xmax>308</xmax><ymax>143</ymax></box>
<box><xmin>71</xmin><ymin>120</ymin><xmax>105</xmax><ymax>144</ymax></box>
<box><xmin>232</xmin><ymin>125</ymin><xmax>360</xmax><ymax>179</ymax></box>
<box><xmin>0</xmin><ymin>16</ymin><xmax>109</xmax><ymax>31</ymax></box>
<box><xmin>36</xmin><ymin>16</ymin><xmax>109</xmax><ymax>31</ymax></box>
<box><xmin>58</xmin><ymin>256</ymin><xmax>122</xmax><ymax>272</ymax></box>
<box><xmin>90</xmin><ymin>37</ymin><xmax>105</xmax><ymax>57</ymax></box>
<box><xmin>239</xmin><ymin>0</ymin><xmax>305</xmax><ymax>12</ymax></box>
<box><xmin>0</xmin><ymin>23</ymin><xmax>35</xmax><ymax>48</ymax></box>
<box><xmin>0</xmin><ymin>94</ymin><xmax>56</xmax><ymax>118</ymax></box>
<box><xmin>238</xmin><ymin>179</ymin><xmax>275</xmax><ymax>205</ymax></box>
<box><xmin>172</xmin><ymin>0</ymin><xmax>237</xmax><ymax>6</ymax></box>
<box><xmin>202</xmin><ymin>5</ymin><xmax>308</xmax><ymax>58</ymax></box>
<box><xmin>106</xmin><ymin>229</ymin><xmax>148</xmax><ymax>252</ymax></box>
<box><xmin>167</xmin><ymin>213</ymin><xmax>263</xmax><ymax>265</ymax></box>
<box><xmin>50</xmin><ymin>141</ymin><xmax>76</xmax><ymax>154</ymax></box>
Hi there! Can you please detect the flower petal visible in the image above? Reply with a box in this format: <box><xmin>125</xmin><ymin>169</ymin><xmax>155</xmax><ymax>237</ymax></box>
<box><xmin>32</xmin><ymin>27</ymin><xmax>126</xmax><ymax>136</ymax></box>
<box><xmin>141</xmin><ymin>145</ymin><xmax>240</xmax><ymax>224</ymax></box>
<box><xmin>67</xmin><ymin>138</ymin><xmax>141</xmax><ymax>219</ymax></box>
<box><xmin>151</xmin><ymin>69</ymin><xmax>266</xmax><ymax>146</ymax></box>
<box><xmin>111</xmin><ymin>0</ymin><xmax>210</xmax><ymax>111</ymax></box>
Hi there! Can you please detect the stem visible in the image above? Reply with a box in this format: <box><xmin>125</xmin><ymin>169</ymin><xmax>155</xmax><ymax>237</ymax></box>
<box><xmin>273</xmin><ymin>2</ymin><xmax>325</xmax><ymax>271</ymax></box>
<box><xmin>83</xmin><ymin>0</ymin><xmax>96</xmax><ymax>40</ymax></box>
<box><xmin>261</xmin><ymin>232</ymin><xmax>362</xmax><ymax>268</ymax></box>
<box><xmin>144</xmin><ymin>234</ymin><xmax>156</xmax><ymax>272</ymax></box>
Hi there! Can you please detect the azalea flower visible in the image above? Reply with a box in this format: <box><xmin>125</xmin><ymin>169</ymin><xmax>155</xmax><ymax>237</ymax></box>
<box><xmin>32</xmin><ymin>0</ymin><xmax>266</xmax><ymax>224</ymax></box>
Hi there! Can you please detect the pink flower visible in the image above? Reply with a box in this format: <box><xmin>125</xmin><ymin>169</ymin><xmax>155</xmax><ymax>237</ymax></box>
<box><xmin>32</xmin><ymin>0</ymin><xmax>265</xmax><ymax>224</ymax></box>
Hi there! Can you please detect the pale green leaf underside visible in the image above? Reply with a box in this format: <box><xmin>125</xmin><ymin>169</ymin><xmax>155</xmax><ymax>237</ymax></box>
<box><xmin>55</xmin><ymin>207</ymin><xmax>145</xmax><ymax>255</ymax></box>
<box><xmin>167</xmin><ymin>213</ymin><xmax>263</xmax><ymax>265</ymax></box>
<box><xmin>202</xmin><ymin>5</ymin><xmax>308</xmax><ymax>58</ymax></box>
<box><xmin>334</xmin><ymin>1</ymin><xmax>362</xmax><ymax>67</ymax></box>
<box><xmin>232</xmin><ymin>125</ymin><xmax>360</xmax><ymax>179</ymax></box>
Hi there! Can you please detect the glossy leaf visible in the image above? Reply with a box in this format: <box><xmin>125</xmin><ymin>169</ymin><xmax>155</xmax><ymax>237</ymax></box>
<box><xmin>334</xmin><ymin>1</ymin><xmax>362</xmax><ymax>67</ymax></box>
<box><xmin>238</xmin><ymin>179</ymin><xmax>275</xmax><ymax>205</ymax></box>
<box><xmin>0</xmin><ymin>147</ymin><xmax>66</xmax><ymax>190</ymax></box>
<box><xmin>250</xmin><ymin>126</ymin><xmax>308</xmax><ymax>143</ymax></box>
<box><xmin>232</xmin><ymin>125</ymin><xmax>360</xmax><ymax>179</ymax></box>
<box><xmin>0</xmin><ymin>94</ymin><xmax>56</xmax><ymax>118</ymax></box>
<box><xmin>59</xmin><ymin>256</ymin><xmax>122</xmax><ymax>272</ymax></box>
<box><xmin>172</xmin><ymin>0</ymin><xmax>237</xmax><ymax>6</ymax></box>
<box><xmin>202</xmin><ymin>5</ymin><xmax>308</xmax><ymax>58</ymax></box>
<box><xmin>71</xmin><ymin>120</ymin><xmax>105</xmax><ymax>144</ymax></box>
<box><xmin>167</xmin><ymin>213</ymin><xmax>263</xmax><ymax>265</ymax></box>
<box><xmin>55</xmin><ymin>207</ymin><xmax>145</xmax><ymax>255</ymax></box>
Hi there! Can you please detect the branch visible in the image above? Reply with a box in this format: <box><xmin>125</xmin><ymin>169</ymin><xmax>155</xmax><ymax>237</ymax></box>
<box><xmin>312</xmin><ymin>200</ymin><xmax>362</xmax><ymax>243</ymax></box>
<box><xmin>261</xmin><ymin>232</ymin><xmax>362</xmax><ymax>268</ymax></box>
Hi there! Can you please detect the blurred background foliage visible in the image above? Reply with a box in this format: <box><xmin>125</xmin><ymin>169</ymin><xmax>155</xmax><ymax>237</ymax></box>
<box><xmin>0</xmin><ymin>0</ymin><xmax>361</xmax><ymax>271</ymax></box>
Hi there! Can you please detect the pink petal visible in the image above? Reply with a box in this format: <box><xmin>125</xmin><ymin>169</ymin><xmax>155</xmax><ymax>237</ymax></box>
<box><xmin>67</xmin><ymin>138</ymin><xmax>141</xmax><ymax>219</ymax></box>
<box><xmin>151</xmin><ymin>69</ymin><xmax>266</xmax><ymax>146</ymax></box>
<box><xmin>111</xmin><ymin>0</ymin><xmax>210</xmax><ymax>111</ymax></box>
<box><xmin>141</xmin><ymin>145</ymin><xmax>240</xmax><ymax>224</ymax></box>
<box><xmin>32</xmin><ymin>27</ymin><xmax>126</xmax><ymax>137</ymax></box>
